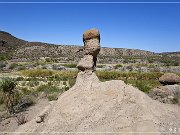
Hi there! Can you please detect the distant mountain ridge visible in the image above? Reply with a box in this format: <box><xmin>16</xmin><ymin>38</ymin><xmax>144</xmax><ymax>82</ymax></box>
<box><xmin>0</xmin><ymin>31</ymin><xmax>179</xmax><ymax>63</ymax></box>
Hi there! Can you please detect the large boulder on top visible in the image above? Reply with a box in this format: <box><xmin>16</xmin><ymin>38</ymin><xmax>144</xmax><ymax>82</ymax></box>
<box><xmin>83</xmin><ymin>28</ymin><xmax>100</xmax><ymax>41</ymax></box>
<box><xmin>83</xmin><ymin>28</ymin><xmax>100</xmax><ymax>57</ymax></box>
<box><xmin>159</xmin><ymin>73</ymin><xmax>180</xmax><ymax>85</ymax></box>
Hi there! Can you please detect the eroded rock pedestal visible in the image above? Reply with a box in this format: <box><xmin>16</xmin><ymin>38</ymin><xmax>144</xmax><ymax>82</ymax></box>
<box><xmin>77</xmin><ymin>28</ymin><xmax>100</xmax><ymax>71</ymax></box>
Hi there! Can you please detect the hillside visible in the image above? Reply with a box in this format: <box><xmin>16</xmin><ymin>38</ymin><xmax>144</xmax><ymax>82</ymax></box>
<box><xmin>0</xmin><ymin>31</ymin><xmax>179</xmax><ymax>64</ymax></box>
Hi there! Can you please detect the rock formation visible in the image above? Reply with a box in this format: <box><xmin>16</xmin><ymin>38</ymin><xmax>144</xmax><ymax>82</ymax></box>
<box><xmin>14</xmin><ymin>29</ymin><xmax>180</xmax><ymax>135</ymax></box>
<box><xmin>149</xmin><ymin>73</ymin><xmax>180</xmax><ymax>105</ymax></box>
<box><xmin>77</xmin><ymin>28</ymin><xmax>100</xmax><ymax>71</ymax></box>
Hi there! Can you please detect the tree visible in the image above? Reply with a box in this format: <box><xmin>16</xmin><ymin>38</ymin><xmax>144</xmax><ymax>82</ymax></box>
<box><xmin>0</xmin><ymin>77</ymin><xmax>16</xmax><ymax>114</ymax></box>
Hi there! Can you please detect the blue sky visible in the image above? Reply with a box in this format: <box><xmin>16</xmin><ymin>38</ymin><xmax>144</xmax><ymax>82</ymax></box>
<box><xmin>0</xmin><ymin>0</ymin><xmax>180</xmax><ymax>52</ymax></box>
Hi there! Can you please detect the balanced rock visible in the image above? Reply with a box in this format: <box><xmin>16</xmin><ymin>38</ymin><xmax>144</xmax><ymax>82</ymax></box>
<box><xmin>77</xmin><ymin>28</ymin><xmax>101</xmax><ymax>71</ymax></box>
<box><xmin>83</xmin><ymin>28</ymin><xmax>100</xmax><ymax>57</ymax></box>
<box><xmin>159</xmin><ymin>73</ymin><xmax>180</xmax><ymax>85</ymax></box>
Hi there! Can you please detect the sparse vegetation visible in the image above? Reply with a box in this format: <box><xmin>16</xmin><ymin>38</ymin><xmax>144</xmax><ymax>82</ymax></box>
<box><xmin>0</xmin><ymin>78</ymin><xmax>17</xmax><ymax>114</ymax></box>
<box><xmin>61</xmin><ymin>63</ymin><xmax>77</xmax><ymax>68</ymax></box>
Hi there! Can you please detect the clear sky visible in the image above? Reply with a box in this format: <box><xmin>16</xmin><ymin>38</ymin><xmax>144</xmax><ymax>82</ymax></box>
<box><xmin>0</xmin><ymin>0</ymin><xmax>180</xmax><ymax>52</ymax></box>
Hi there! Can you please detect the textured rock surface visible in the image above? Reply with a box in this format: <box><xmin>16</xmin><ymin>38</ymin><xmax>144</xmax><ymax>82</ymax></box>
<box><xmin>77</xmin><ymin>28</ymin><xmax>101</xmax><ymax>71</ymax></box>
<box><xmin>149</xmin><ymin>85</ymin><xmax>180</xmax><ymax>105</ymax></box>
<box><xmin>159</xmin><ymin>73</ymin><xmax>180</xmax><ymax>85</ymax></box>
<box><xmin>76</xmin><ymin>55</ymin><xmax>94</xmax><ymax>71</ymax></box>
<box><xmin>15</xmin><ymin>72</ymin><xmax>180</xmax><ymax>134</ymax></box>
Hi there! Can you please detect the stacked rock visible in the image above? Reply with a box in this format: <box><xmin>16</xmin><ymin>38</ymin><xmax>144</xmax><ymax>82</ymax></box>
<box><xmin>77</xmin><ymin>28</ymin><xmax>100</xmax><ymax>71</ymax></box>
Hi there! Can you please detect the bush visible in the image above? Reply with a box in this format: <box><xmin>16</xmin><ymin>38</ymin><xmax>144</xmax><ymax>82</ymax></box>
<box><xmin>16</xmin><ymin>77</ymin><xmax>24</xmax><ymax>81</ymax></box>
<box><xmin>21</xmin><ymin>69</ymin><xmax>53</xmax><ymax>77</ymax></box>
<box><xmin>47</xmin><ymin>93</ymin><xmax>59</xmax><ymax>101</ymax></box>
<box><xmin>62</xmin><ymin>63</ymin><xmax>77</xmax><ymax>68</ymax></box>
<box><xmin>0</xmin><ymin>77</ymin><xmax>17</xmax><ymax>114</ymax></box>
<box><xmin>14</xmin><ymin>112</ymin><xmax>28</xmax><ymax>125</ymax></box>
<box><xmin>14</xmin><ymin>96</ymin><xmax>35</xmax><ymax>112</ymax></box>
<box><xmin>9</xmin><ymin>63</ymin><xmax>18</xmax><ymax>70</ymax></box>
<box><xmin>135</xmin><ymin>80</ymin><xmax>151</xmax><ymax>93</ymax></box>
<box><xmin>114</xmin><ymin>64</ymin><xmax>123</xmax><ymax>69</ymax></box>
<box><xmin>97</xmin><ymin>64</ymin><xmax>105</xmax><ymax>68</ymax></box>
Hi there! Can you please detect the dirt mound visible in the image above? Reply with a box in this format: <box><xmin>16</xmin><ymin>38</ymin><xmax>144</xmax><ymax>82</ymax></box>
<box><xmin>14</xmin><ymin>71</ymin><xmax>180</xmax><ymax>134</ymax></box>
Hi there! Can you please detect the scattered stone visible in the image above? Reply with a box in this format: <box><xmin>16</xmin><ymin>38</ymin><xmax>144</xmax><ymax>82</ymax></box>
<box><xmin>159</xmin><ymin>73</ymin><xmax>180</xmax><ymax>85</ymax></box>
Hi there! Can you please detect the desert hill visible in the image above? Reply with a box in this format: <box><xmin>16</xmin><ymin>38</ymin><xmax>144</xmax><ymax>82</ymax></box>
<box><xmin>1</xmin><ymin>31</ymin><xmax>179</xmax><ymax>64</ymax></box>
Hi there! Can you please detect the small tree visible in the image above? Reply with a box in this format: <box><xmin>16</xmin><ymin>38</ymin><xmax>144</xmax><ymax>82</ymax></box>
<box><xmin>0</xmin><ymin>77</ymin><xmax>16</xmax><ymax>114</ymax></box>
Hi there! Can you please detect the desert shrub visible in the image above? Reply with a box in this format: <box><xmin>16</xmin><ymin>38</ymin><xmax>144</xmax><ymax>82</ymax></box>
<box><xmin>9</xmin><ymin>63</ymin><xmax>18</xmax><ymax>70</ymax></box>
<box><xmin>0</xmin><ymin>62</ymin><xmax>6</xmax><ymax>69</ymax></box>
<box><xmin>21</xmin><ymin>69</ymin><xmax>53</xmax><ymax>77</ymax></box>
<box><xmin>63</xmin><ymin>81</ymin><xmax>67</xmax><ymax>85</ymax></box>
<box><xmin>17</xmin><ymin>65</ymin><xmax>26</xmax><ymax>71</ymax></box>
<box><xmin>25</xmin><ymin>77</ymin><xmax>44</xmax><ymax>81</ymax></box>
<box><xmin>0</xmin><ymin>104</ymin><xmax>6</xmax><ymax>112</ymax></box>
<box><xmin>64</xmin><ymin>86</ymin><xmax>70</xmax><ymax>91</ymax></box>
<box><xmin>20</xmin><ymin>87</ymin><xmax>31</xmax><ymax>95</ymax></box>
<box><xmin>14</xmin><ymin>112</ymin><xmax>28</xmax><ymax>125</ymax></box>
<box><xmin>0</xmin><ymin>54</ymin><xmax>8</xmax><ymax>61</ymax></box>
<box><xmin>114</xmin><ymin>64</ymin><xmax>123</xmax><ymax>69</ymax></box>
<box><xmin>47</xmin><ymin>93</ymin><xmax>59</xmax><ymax>101</ymax></box>
<box><xmin>62</xmin><ymin>63</ymin><xmax>77</xmax><ymax>68</ymax></box>
<box><xmin>16</xmin><ymin>77</ymin><xmax>24</xmax><ymax>81</ymax></box>
<box><xmin>26</xmin><ymin>81</ymin><xmax>39</xmax><ymax>87</ymax></box>
<box><xmin>68</xmin><ymin>79</ymin><xmax>76</xmax><ymax>87</ymax></box>
<box><xmin>97</xmin><ymin>64</ymin><xmax>105</xmax><ymax>68</ymax></box>
<box><xmin>36</xmin><ymin>84</ymin><xmax>63</xmax><ymax>93</ymax></box>
<box><xmin>0</xmin><ymin>92</ymin><xmax>4</xmax><ymax>105</ymax></box>
<box><xmin>21</xmin><ymin>82</ymin><xmax>26</xmax><ymax>86</ymax></box>
<box><xmin>0</xmin><ymin>78</ymin><xmax>17</xmax><ymax>114</ymax></box>
<box><xmin>14</xmin><ymin>96</ymin><xmax>35</xmax><ymax>112</ymax></box>
<box><xmin>172</xmin><ymin>90</ymin><xmax>180</xmax><ymax>105</ymax></box>
<box><xmin>134</xmin><ymin>80</ymin><xmax>151</xmax><ymax>93</ymax></box>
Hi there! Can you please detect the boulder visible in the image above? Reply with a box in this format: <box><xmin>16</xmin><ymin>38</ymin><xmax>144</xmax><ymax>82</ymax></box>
<box><xmin>83</xmin><ymin>28</ymin><xmax>100</xmax><ymax>41</ymax></box>
<box><xmin>76</xmin><ymin>55</ymin><xmax>94</xmax><ymax>71</ymax></box>
<box><xmin>159</xmin><ymin>73</ymin><xmax>180</xmax><ymax>85</ymax></box>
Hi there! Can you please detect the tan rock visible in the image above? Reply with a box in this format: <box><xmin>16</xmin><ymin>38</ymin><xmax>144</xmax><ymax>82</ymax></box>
<box><xmin>159</xmin><ymin>73</ymin><xmax>180</xmax><ymax>85</ymax></box>
<box><xmin>83</xmin><ymin>28</ymin><xmax>100</xmax><ymax>41</ymax></box>
<box><xmin>76</xmin><ymin>55</ymin><xmax>94</xmax><ymax>71</ymax></box>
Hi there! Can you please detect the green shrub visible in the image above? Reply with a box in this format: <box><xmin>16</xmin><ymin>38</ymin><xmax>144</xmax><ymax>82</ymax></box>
<box><xmin>21</xmin><ymin>69</ymin><xmax>53</xmax><ymax>77</ymax></box>
<box><xmin>135</xmin><ymin>80</ymin><xmax>151</xmax><ymax>93</ymax></box>
<box><xmin>47</xmin><ymin>93</ymin><xmax>59</xmax><ymax>101</ymax></box>
<box><xmin>0</xmin><ymin>77</ymin><xmax>17</xmax><ymax>114</ymax></box>
<box><xmin>62</xmin><ymin>63</ymin><xmax>77</xmax><ymax>68</ymax></box>
<box><xmin>9</xmin><ymin>63</ymin><xmax>18</xmax><ymax>70</ymax></box>
<box><xmin>97</xmin><ymin>64</ymin><xmax>105</xmax><ymax>68</ymax></box>
<box><xmin>114</xmin><ymin>64</ymin><xmax>123</xmax><ymax>69</ymax></box>
<box><xmin>26</xmin><ymin>81</ymin><xmax>39</xmax><ymax>87</ymax></box>
<box><xmin>36</xmin><ymin>85</ymin><xmax>63</xmax><ymax>93</ymax></box>
<box><xmin>16</xmin><ymin>77</ymin><xmax>24</xmax><ymax>81</ymax></box>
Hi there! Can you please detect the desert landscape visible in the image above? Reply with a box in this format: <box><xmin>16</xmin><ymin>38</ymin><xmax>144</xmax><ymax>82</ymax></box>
<box><xmin>0</xmin><ymin>28</ymin><xmax>180</xmax><ymax>134</ymax></box>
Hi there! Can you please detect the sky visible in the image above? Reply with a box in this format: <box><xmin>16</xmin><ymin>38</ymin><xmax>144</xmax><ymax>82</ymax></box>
<box><xmin>0</xmin><ymin>0</ymin><xmax>180</xmax><ymax>53</ymax></box>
